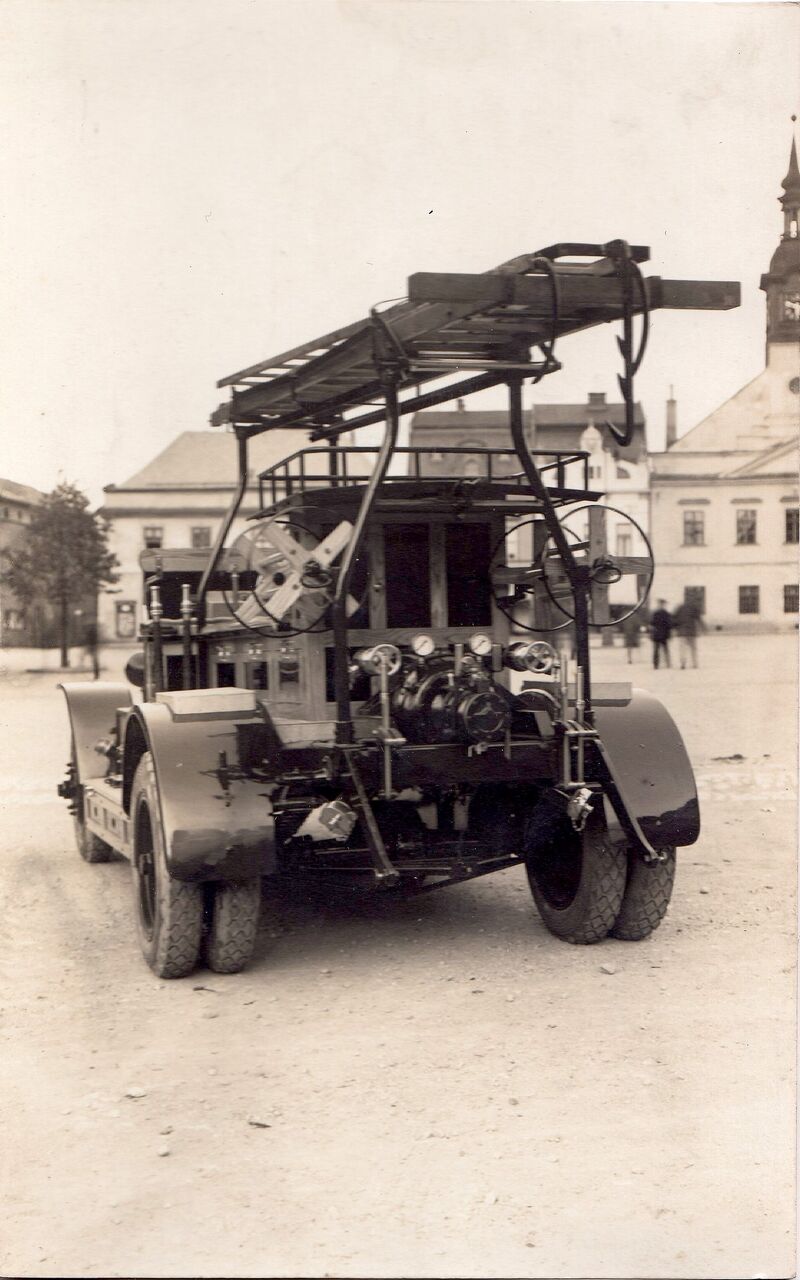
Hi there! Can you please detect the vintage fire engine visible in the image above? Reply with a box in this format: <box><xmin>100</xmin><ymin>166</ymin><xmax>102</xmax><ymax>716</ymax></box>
<box><xmin>58</xmin><ymin>241</ymin><xmax>739</xmax><ymax>977</ymax></box>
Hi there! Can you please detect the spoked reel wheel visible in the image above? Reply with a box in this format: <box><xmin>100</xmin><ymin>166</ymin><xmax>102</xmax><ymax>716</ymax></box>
<box><xmin>540</xmin><ymin>504</ymin><xmax>654</xmax><ymax>627</ymax></box>
<box><xmin>490</xmin><ymin>518</ymin><xmax>573</xmax><ymax>634</ymax></box>
<box><xmin>491</xmin><ymin>505</ymin><xmax>653</xmax><ymax>631</ymax></box>
<box><xmin>224</xmin><ymin>517</ymin><xmax>359</xmax><ymax>638</ymax></box>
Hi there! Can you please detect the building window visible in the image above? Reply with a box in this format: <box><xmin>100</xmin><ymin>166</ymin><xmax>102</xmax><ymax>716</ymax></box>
<box><xmin>785</xmin><ymin>508</ymin><xmax>799</xmax><ymax>544</ymax></box>
<box><xmin>589</xmin><ymin>465</ymin><xmax>601</xmax><ymax>480</ymax></box>
<box><xmin>615</xmin><ymin>464</ymin><xmax>630</xmax><ymax>480</ymax></box>
<box><xmin>683</xmin><ymin>511</ymin><xmax>705</xmax><ymax>546</ymax></box>
<box><xmin>616</xmin><ymin>530</ymin><xmax>632</xmax><ymax>557</ymax></box>
<box><xmin>143</xmin><ymin>526</ymin><xmax>163</xmax><ymax>549</ymax></box>
<box><xmin>736</xmin><ymin>509</ymin><xmax>757</xmax><ymax>545</ymax></box>
<box><xmin>738</xmin><ymin>585</ymin><xmax>759</xmax><ymax>615</ymax></box>
<box><xmin>191</xmin><ymin>526</ymin><xmax>212</xmax><ymax>549</ymax></box>
<box><xmin>784</xmin><ymin>584</ymin><xmax>799</xmax><ymax>614</ymax></box>
<box><xmin>684</xmin><ymin>586</ymin><xmax>706</xmax><ymax>614</ymax></box>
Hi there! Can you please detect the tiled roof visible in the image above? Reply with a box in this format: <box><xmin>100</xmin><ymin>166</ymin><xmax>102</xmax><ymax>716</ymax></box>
<box><xmin>0</xmin><ymin>478</ymin><xmax>44</xmax><ymax>506</ymax></box>
<box><xmin>106</xmin><ymin>430</ymin><xmax>316</xmax><ymax>491</ymax></box>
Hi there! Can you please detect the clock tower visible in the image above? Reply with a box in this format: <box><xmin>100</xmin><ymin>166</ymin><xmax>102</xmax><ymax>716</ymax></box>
<box><xmin>760</xmin><ymin>130</ymin><xmax>800</xmax><ymax>361</ymax></box>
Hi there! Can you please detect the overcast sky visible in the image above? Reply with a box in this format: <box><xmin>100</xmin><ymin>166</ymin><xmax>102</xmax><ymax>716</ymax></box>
<box><xmin>0</xmin><ymin>0</ymin><xmax>797</xmax><ymax>504</ymax></box>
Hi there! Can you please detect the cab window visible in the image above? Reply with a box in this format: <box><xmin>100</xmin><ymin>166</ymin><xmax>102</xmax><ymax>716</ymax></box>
<box><xmin>445</xmin><ymin>523</ymin><xmax>492</xmax><ymax>626</ymax></box>
<box><xmin>384</xmin><ymin>524</ymin><xmax>431</xmax><ymax>628</ymax></box>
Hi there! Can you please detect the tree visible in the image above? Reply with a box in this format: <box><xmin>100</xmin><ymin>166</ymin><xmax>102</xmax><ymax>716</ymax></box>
<box><xmin>2</xmin><ymin>481</ymin><xmax>119</xmax><ymax>666</ymax></box>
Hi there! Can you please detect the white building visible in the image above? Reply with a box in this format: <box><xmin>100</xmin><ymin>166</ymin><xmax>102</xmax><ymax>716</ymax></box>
<box><xmin>650</xmin><ymin>137</ymin><xmax>800</xmax><ymax>630</ymax></box>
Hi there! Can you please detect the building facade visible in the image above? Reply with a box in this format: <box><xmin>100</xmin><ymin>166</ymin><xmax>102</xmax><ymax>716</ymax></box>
<box><xmin>650</xmin><ymin>138</ymin><xmax>800</xmax><ymax>630</ymax></box>
<box><xmin>0</xmin><ymin>478</ymin><xmax>44</xmax><ymax>643</ymax></box>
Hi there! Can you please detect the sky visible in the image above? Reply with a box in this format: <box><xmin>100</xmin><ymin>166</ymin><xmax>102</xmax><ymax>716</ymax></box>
<box><xmin>0</xmin><ymin>0</ymin><xmax>798</xmax><ymax>505</ymax></box>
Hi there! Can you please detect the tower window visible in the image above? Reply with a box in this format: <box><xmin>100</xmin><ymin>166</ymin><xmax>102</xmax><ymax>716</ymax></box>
<box><xmin>736</xmin><ymin>510</ymin><xmax>757</xmax><ymax>545</ymax></box>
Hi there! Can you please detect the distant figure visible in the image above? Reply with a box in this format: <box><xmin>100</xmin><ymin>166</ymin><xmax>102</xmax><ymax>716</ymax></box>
<box><xmin>83</xmin><ymin>620</ymin><xmax>100</xmax><ymax>681</ymax></box>
<box><xmin>650</xmin><ymin>599</ymin><xmax>673</xmax><ymax>669</ymax></box>
<box><xmin>672</xmin><ymin>599</ymin><xmax>706</xmax><ymax>669</ymax></box>
<box><xmin>620</xmin><ymin>612</ymin><xmax>642</xmax><ymax>663</ymax></box>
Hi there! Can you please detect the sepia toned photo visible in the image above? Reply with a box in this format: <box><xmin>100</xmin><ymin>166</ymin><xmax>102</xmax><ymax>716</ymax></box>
<box><xmin>0</xmin><ymin>2</ymin><xmax>797</xmax><ymax>1277</ymax></box>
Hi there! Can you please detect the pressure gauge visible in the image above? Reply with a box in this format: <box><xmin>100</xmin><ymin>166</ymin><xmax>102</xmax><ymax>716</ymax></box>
<box><xmin>468</xmin><ymin>633</ymin><xmax>492</xmax><ymax>657</ymax></box>
<box><xmin>410</xmin><ymin>633</ymin><xmax>435</xmax><ymax>657</ymax></box>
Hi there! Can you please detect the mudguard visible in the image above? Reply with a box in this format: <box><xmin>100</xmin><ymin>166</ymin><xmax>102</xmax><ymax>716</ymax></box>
<box><xmin>593</xmin><ymin>687</ymin><xmax>700</xmax><ymax>849</ymax></box>
<box><xmin>123</xmin><ymin>689</ymin><xmax>277</xmax><ymax>882</ymax></box>
<box><xmin>59</xmin><ymin>682</ymin><xmax>133</xmax><ymax>784</ymax></box>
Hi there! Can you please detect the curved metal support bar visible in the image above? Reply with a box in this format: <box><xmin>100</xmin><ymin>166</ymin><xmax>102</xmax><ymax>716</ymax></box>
<box><xmin>196</xmin><ymin>430</ymin><xmax>249</xmax><ymax>623</ymax></box>
<box><xmin>506</xmin><ymin>376</ymin><xmax>593</xmax><ymax>718</ymax></box>
<box><xmin>332</xmin><ymin>380</ymin><xmax>400</xmax><ymax>741</ymax></box>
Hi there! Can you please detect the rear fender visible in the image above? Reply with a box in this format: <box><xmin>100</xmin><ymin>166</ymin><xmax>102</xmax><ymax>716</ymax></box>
<box><xmin>59</xmin><ymin>682</ymin><xmax>132</xmax><ymax>784</ymax></box>
<box><xmin>123</xmin><ymin>688</ymin><xmax>277</xmax><ymax>882</ymax></box>
<box><xmin>593</xmin><ymin>688</ymin><xmax>700</xmax><ymax>849</ymax></box>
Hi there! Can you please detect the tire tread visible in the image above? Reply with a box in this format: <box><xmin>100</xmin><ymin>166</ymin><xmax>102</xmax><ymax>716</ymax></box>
<box><xmin>611</xmin><ymin>849</ymin><xmax>676</xmax><ymax>941</ymax></box>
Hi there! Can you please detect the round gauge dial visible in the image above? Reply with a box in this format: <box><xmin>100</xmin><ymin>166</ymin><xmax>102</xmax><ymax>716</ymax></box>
<box><xmin>411</xmin><ymin>633</ymin><xmax>435</xmax><ymax>657</ymax></box>
<box><xmin>468</xmin><ymin>633</ymin><xmax>492</xmax><ymax>657</ymax></box>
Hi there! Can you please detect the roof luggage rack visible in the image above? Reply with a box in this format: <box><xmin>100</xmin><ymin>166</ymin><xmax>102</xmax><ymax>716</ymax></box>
<box><xmin>255</xmin><ymin>444</ymin><xmax>592</xmax><ymax>509</ymax></box>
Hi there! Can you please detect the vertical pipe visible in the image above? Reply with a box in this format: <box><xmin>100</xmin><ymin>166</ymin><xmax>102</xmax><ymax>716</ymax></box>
<box><xmin>328</xmin><ymin>431</ymin><xmax>340</xmax><ymax>486</ymax></box>
<box><xmin>332</xmin><ymin>379</ymin><xmax>400</xmax><ymax>742</ymax></box>
<box><xmin>180</xmin><ymin>583</ymin><xmax>194</xmax><ymax>690</ymax></box>
<box><xmin>149</xmin><ymin>584</ymin><xmax>163</xmax><ymax>695</ymax></box>
<box><xmin>379</xmin><ymin>659</ymin><xmax>393</xmax><ymax>798</ymax></box>
<box><xmin>559</xmin><ymin>650</ymin><xmax>571</xmax><ymax>784</ymax></box>
<box><xmin>507</xmin><ymin>376</ymin><xmax>593</xmax><ymax>721</ymax></box>
<box><xmin>574</xmin><ymin>664</ymin><xmax>585</xmax><ymax>781</ymax></box>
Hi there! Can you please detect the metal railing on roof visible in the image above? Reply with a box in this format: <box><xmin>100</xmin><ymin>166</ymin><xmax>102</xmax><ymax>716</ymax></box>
<box><xmin>256</xmin><ymin>445</ymin><xmax>590</xmax><ymax>509</ymax></box>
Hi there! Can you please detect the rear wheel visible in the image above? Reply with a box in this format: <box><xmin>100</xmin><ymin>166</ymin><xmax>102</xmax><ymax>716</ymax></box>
<box><xmin>611</xmin><ymin>848</ymin><xmax>676</xmax><ymax>940</ymax></box>
<box><xmin>203</xmin><ymin>879</ymin><xmax>262</xmax><ymax>974</ymax></box>
<box><xmin>131</xmin><ymin>753</ymin><xmax>203</xmax><ymax>978</ymax></box>
<box><xmin>525</xmin><ymin>810</ymin><xmax>627</xmax><ymax>944</ymax></box>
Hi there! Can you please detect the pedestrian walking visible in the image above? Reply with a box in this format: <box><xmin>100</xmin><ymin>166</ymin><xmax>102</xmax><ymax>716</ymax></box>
<box><xmin>620</xmin><ymin>612</ymin><xmax>642</xmax><ymax>663</ymax></box>
<box><xmin>650</xmin><ymin>599</ymin><xmax>673</xmax><ymax>669</ymax></box>
<box><xmin>83</xmin><ymin>620</ymin><xmax>100</xmax><ymax>680</ymax></box>
<box><xmin>672</xmin><ymin>598</ymin><xmax>706</xmax><ymax>668</ymax></box>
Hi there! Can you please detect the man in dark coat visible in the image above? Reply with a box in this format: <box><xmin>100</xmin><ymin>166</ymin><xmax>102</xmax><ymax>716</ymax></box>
<box><xmin>650</xmin><ymin>599</ymin><xmax>673</xmax><ymax>669</ymax></box>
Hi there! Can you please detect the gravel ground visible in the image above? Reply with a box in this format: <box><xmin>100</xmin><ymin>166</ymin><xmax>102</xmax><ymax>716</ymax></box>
<box><xmin>0</xmin><ymin>633</ymin><xmax>795</xmax><ymax>1279</ymax></box>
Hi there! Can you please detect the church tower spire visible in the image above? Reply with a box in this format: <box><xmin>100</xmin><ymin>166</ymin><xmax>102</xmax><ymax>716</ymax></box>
<box><xmin>780</xmin><ymin>135</ymin><xmax>800</xmax><ymax>239</ymax></box>
<box><xmin>760</xmin><ymin>124</ymin><xmax>800</xmax><ymax>359</ymax></box>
